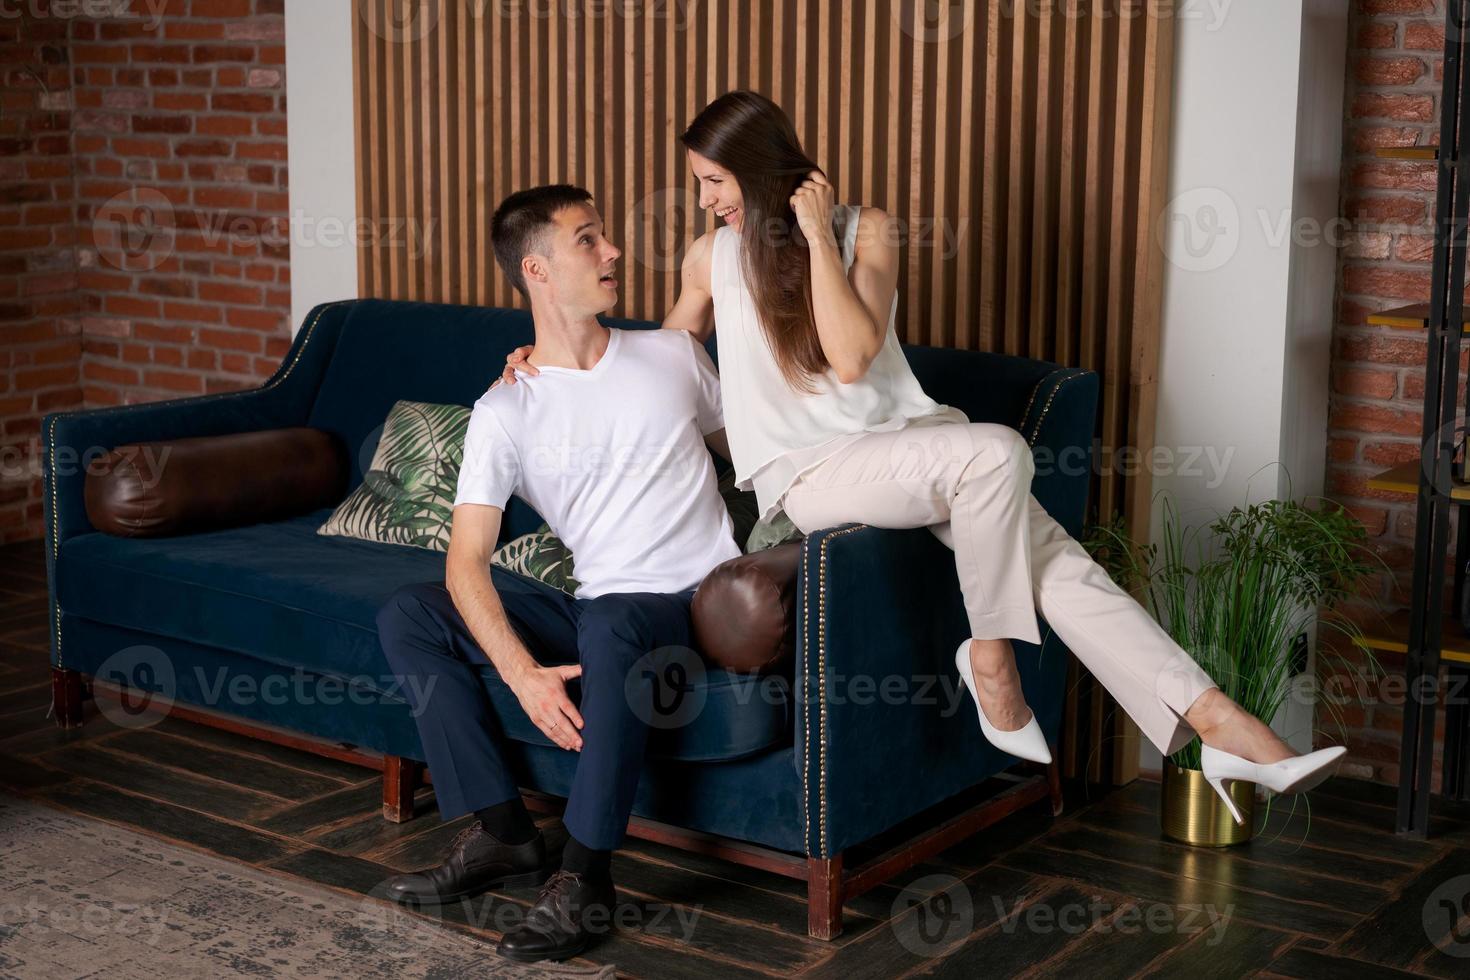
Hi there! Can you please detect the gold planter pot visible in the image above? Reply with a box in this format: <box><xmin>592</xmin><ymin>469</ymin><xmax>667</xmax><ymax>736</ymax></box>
<box><xmin>1160</xmin><ymin>762</ymin><xmax>1255</xmax><ymax>846</ymax></box>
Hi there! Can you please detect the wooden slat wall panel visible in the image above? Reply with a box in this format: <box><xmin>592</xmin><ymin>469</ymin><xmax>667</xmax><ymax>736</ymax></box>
<box><xmin>351</xmin><ymin>0</ymin><xmax>1177</xmax><ymax>784</ymax></box>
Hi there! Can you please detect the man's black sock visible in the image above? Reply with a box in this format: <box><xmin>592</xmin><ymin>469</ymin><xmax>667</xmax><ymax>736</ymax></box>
<box><xmin>474</xmin><ymin>799</ymin><xmax>537</xmax><ymax>845</ymax></box>
<box><xmin>561</xmin><ymin>835</ymin><xmax>612</xmax><ymax>883</ymax></box>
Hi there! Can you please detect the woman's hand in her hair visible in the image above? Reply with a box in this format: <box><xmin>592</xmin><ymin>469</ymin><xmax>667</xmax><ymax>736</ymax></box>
<box><xmin>791</xmin><ymin>170</ymin><xmax>837</xmax><ymax>249</ymax></box>
<box><xmin>497</xmin><ymin>345</ymin><xmax>537</xmax><ymax>387</ymax></box>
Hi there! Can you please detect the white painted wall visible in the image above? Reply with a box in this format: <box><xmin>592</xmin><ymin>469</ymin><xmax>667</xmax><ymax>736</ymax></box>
<box><xmin>1147</xmin><ymin>0</ymin><xmax>1348</xmax><ymax>771</ymax></box>
<box><xmin>284</xmin><ymin>1</ymin><xmax>359</xmax><ymax>334</ymax></box>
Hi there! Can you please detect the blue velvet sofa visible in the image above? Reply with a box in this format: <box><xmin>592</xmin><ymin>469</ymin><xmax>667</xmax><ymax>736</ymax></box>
<box><xmin>43</xmin><ymin>297</ymin><xmax>1099</xmax><ymax>938</ymax></box>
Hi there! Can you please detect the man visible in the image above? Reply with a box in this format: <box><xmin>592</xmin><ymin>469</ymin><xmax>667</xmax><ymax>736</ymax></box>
<box><xmin>375</xmin><ymin>184</ymin><xmax>739</xmax><ymax>963</ymax></box>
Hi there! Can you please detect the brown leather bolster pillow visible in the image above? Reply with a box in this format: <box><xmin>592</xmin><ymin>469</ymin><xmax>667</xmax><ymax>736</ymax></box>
<box><xmin>84</xmin><ymin>427</ymin><xmax>348</xmax><ymax>538</ymax></box>
<box><xmin>692</xmin><ymin>540</ymin><xmax>803</xmax><ymax>674</ymax></box>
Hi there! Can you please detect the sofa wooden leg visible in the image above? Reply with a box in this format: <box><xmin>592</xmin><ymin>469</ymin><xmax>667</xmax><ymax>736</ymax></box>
<box><xmin>382</xmin><ymin>755</ymin><xmax>423</xmax><ymax>823</ymax></box>
<box><xmin>806</xmin><ymin>855</ymin><xmax>844</xmax><ymax>940</ymax></box>
<box><xmin>1047</xmin><ymin>761</ymin><xmax>1064</xmax><ymax>817</ymax></box>
<box><xmin>51</xmin><ymin>666</ymin><xmax>84</xmax><ymax>729</ymax></box>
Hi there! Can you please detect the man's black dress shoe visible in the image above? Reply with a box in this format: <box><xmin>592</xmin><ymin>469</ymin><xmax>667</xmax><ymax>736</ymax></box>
<box><xmin>384</xmin><ymin>823</ymin><xmax>552</xmax><ymax>906</ymax></box>
<box><xmin>496</xmin><ymin>870</ymin><xmax>617</xmax><ymax>963</ymax></box>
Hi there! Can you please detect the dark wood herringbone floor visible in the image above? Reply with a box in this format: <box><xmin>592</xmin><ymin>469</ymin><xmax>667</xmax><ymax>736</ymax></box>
<box><xmin>3</xmin><ymin>538</ymin><xmax>1470</xmax><ymax>978</ymax></box>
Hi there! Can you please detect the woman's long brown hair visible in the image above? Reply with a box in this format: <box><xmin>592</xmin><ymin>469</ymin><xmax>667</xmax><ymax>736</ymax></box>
<box><xmin>681</xmin><ymin>90</ymin><xmax>829</xmax><ymax>391</ymax></box>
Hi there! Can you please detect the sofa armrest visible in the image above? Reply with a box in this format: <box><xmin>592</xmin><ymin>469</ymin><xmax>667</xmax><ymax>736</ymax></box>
<box><xmin>792</xmin><ymin>364</ymin><xmax>1097</xmax><ymax>858</ymax></box>
<box><xmin>43</xmin><ymin>300</ymin><xmax>352</xmax><ymax>560</ymax></box>
<box><xmin>794</xmin><ymin>522</ymin><xmax>1074</xmax><ymax>858</ymax></box>
<box><xmin>1016</xmin><ymin>367</ymin><xmax>1099</xmax><ymax>540</ymax></box>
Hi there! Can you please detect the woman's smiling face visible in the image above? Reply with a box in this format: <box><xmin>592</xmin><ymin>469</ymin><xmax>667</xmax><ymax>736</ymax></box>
<box><xmin>688</xmin><ymin>148</ymin><xmax>744</xmax><ymax>231</ymax></box>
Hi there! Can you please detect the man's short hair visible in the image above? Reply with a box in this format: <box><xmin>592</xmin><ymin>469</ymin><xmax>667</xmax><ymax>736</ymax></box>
<box><xmin>490</xmin><ymin>184</ymin><xmax>594</xmax><ymax>297</ymax></box>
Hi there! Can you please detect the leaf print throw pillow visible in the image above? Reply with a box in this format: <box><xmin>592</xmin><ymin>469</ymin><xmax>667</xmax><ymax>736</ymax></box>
<box><xmin>317</xmin><ymin>400</ymin><xmax>469</xmax><ymax>552</ymax></box>
<box><xmin>490</xmin><ymin>524</ymin><xmax>580</xmax><ymax>595</ymax></box>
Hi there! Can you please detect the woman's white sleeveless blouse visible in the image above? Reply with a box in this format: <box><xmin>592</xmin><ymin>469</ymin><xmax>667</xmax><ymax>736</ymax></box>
<box><xmin>709</xmin><ymin>203</ymin><xmax>969</xmax><ymax>522</ymax></box>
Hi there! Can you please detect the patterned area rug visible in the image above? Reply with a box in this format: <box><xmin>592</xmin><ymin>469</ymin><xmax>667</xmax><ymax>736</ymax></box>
<box><xmin>0</xmin><ymin>795</ymin><xmax>615</xmax><ymax>979</ymax></box>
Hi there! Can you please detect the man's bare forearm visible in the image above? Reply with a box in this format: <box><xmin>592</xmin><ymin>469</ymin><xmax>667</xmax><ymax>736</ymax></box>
<box><xmin>446</xmin><ymin>559</ymin><xmax>538</xmax><ymax>685</ymax></box>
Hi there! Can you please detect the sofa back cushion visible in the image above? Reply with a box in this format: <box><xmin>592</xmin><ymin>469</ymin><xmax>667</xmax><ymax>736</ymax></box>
<box><xmin>303</xmin><ymin>299</ymin><xmax>1069</xmax><ymax>544</ymax></box>
<box><xmin>903</xmin><ymin>344</ymin><xmax>1062</xmax><ymax>431</ymax></box>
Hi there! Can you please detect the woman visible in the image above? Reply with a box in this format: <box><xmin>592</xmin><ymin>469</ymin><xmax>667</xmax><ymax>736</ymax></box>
<box><xmin>502</xmin><ymin>90</ymin><xmax>1343</xmax><ymax>823</ymax></box>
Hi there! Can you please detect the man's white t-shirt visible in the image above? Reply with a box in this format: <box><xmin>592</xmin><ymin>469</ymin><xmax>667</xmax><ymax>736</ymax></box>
<box><xmin>454</xmin><ymin>327</ymin><xmax>741</xmax><ymax>598</ymax></box>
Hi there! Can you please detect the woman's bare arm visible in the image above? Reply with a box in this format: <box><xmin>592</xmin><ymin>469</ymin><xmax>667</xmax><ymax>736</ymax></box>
<box><xmin>660</xmin><ymin>230</ymin><xmax>716</xmax><ymax>343</ymax></box>
<box><xmin>795</xmin><ymin>173</ymin><xmax>895</xmax><ymax>383</ymax></box>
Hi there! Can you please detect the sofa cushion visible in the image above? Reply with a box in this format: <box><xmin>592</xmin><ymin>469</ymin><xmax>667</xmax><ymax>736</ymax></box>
<box><xmin>58</xmin><ymin>508</ymin><xmax>444</xmax><ymax>683</ymax></box>
<box><xmin>491</xmin><ymin>524</ymin><xmax>579</xmax><ymax>595</ymax></box>
<box><xmin>54</xmin><ymin>511</ymin><xmax>790</xmax><ymax>762</ymax></box>
<box><xmin>317</xmin><ymin>400</ymin><xmax>469</xmax><ymax>552</ymax></box>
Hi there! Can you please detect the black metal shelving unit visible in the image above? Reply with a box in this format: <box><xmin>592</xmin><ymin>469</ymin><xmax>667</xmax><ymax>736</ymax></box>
<box><xmin>1395</xmin><ymin>0</ymin><xmax>1470</xmax><ymax>837</ymax></box>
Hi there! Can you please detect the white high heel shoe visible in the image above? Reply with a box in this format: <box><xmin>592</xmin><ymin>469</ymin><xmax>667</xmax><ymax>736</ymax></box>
<box><xmin>1199</xmin><ymin>743</ymin><xmax>1348</xmax><ymax>826</ymax></box>
<box><xmin>953</xmin><ymin>640</ymin><xmax>1052</xmax><ymax>765</ymax></box>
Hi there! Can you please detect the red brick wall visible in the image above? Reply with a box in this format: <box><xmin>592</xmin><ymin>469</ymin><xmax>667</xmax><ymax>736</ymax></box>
<box><xmin>74</xmin><ymin>0</ymin><xmax>291</xmax><ymax>406</ymax></box>
<box><xmin>1332</xmin><ymin>0</ymin><xmax>1458</xmax><ymax>788</ymax></box>
<box><xmin>0</xmin><ymin>0</ymin><xmax>291</xmax><ymax>545</ymax></box>
<box><xmin>0</xmin><ymin>11</ymin><xmax>82</xmax><ymax>546</ymax></box>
